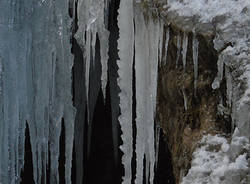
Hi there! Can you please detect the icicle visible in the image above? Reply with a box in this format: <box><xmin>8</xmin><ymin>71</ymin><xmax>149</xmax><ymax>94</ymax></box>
<box><xmin>99</xmin><ymin>29</ymin><xmax>109</xmax><ymax>100</ymax></box>
<box><xmin>155</xmin><ymin>124</ymin><xmax>161</xmax><ymax>170</ymax></box>
<box><xmin>148</xmin><ymin>19</ymin><xmax>160</xmax><ymax>184</ymax></box>
<box><xmin>192</xmin><ymin>33</ymin><xmax>199</xmax><ymax>94</ymax></box>
<box><xmin>134</xmin><ymin>5</ymin><xmax>160</xmax><ymax>184</ymax></box>
<box><xmin>86</xmin><ymin>31</ymin><xmax>91</xmax><ymax>111</ymax></box>
<box><xmin>158</xmin><ymin>22</ymin><xmax>164</xmax><ymax>66</ymax></box>
<box><xmin>225</xmin><ymin>66</ymin><xmax>232</xmax><ymax>107</ymax></box>
<box><xmin>182</xmin><ymin>32</ymin><xmax>188</xmax><ymax>71</ymax></box>
<box><xmin>164</xmin><ymin>27</ymin><xmax>170</xmax><ymax>65</ymax></box>
<box><xmin>117</xmin><ymin>0</ymin><xmax>134</xmax><ymax>183</ymax></box>
<box><xmin>182</xmin><ymin>87</ymin><xmax>188</xmax><ymax>111</ymax></box>
<box><xmin>212</xmin><ymin>54</ymin><xmax>224</xmax><ymax>90</ymax></box>
<box><xmin>134</xmin><ymin>6</ymin><xmax>148</xmax><ymax>184</ymax></box>
<box><xmin>176</xmin><ymin>32</ymin><xmax>181</xmax><ymax>68</ymax></box>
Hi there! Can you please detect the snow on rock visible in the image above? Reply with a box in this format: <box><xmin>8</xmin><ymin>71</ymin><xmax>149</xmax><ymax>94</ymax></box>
<box><xmin>167</xmin><ymin>0</ymin><xmax>250</xmax><ymax>26</ymax></box>
<box><xmin>182</xmin><ymin>134</ymin><xmax>250</xmax><ymax>184</ymax></box>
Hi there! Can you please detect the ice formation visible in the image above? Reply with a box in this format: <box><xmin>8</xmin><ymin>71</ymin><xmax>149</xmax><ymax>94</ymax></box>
<box><xmin>0</xmin><ymin>0</ymin><xmax>164</xmax><ymax>183</ymax></box>
<box><xmin>75</xmin><ymin>0</ymin><xmax>110</xmax><ymax>159</ymax></box>
<box><xmin>0</xmin><ymin>1</ymin><xmax>75</xmax><ymax>184</ymax></box>
<box><xmin>2</xmin><ymin>0</ymin><xmax>249</xmax><ymax>184</ymax></box>
<box><xmin>117</xmin><ymin>2</ymin><xmax>163</xmax><ymax>183</ymax></box>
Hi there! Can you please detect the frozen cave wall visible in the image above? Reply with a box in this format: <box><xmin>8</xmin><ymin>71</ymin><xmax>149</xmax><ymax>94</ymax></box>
<box><xmin>0</xmin><ymin>0</ymin><xmax>250</xmax><ymax>184</ymax></box>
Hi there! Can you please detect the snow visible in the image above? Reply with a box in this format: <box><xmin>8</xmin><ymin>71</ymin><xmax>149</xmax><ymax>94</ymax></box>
<box><xmin>182</xmin><ymin>134</ymin><xmax>250</xmax><ymax>184</ymax></box>
<box><xmin>168</xmin><ymin>0</ymin><xmax>250</xmax><ymax>26</ymax></box>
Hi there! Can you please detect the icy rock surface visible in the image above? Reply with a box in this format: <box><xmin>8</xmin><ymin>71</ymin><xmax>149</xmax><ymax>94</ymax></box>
<box><xmin>0</xmin><ymin>0</ymin><xmax>75</xmax><ymax>184</ymax></box>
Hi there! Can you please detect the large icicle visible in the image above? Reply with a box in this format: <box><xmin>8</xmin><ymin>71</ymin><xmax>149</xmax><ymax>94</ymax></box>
<box><xmin>76</xmin><ymin>0</ymin><xmax>109</xmax><ymax>100</ymax></box>
<box><xmin>134</xmin><ymin>6</ymin><xmax>148</xmax><ymax>183</ymax></box>
<box><xmin>117</xmin><ymin>0</ymin><xmax>134</xmax><ymax>183</ymax></box>
<box><xmin>134</xmin><ymin>4</ymin><xmax>161</xmax><ymax>184</ymax></box>
<box><xmin>192</xmin><ymin>33</ymin><xmax>199</xmax><ymax>94</ymax></box>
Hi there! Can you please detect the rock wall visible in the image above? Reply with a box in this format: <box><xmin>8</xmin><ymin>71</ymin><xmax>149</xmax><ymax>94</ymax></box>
<box><xmin>152</xmin><ymin>0</ymin><xmax>250</xmax><ymax>183</ymax></box>
<box><xmin>156</xmin><ymin>25</ymin><xmax>231</xmax><ymax>183</ymax></box>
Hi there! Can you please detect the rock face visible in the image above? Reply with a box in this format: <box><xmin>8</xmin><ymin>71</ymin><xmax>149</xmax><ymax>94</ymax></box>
<box><xmin>154</xmin><ymin>0</ymin><xmax>250</xmax><ymax>183</ymax></box>
<box><xmin>157</xmin><ymin>26</ymin><xmax>231</xmax><ymax>183</ymax></box>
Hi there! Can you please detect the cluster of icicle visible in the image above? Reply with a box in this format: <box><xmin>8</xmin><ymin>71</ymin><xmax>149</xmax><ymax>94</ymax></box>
<box><xmin>0</xmin><ymin>0</ymin><xmax>201</xmax><ymax>184</ymax></box>
<box><xmin>164</xmin><ymin>28</ymin><xmax>199</xmax><ymax>108</ymax></box>
<box><xmin>0</xmin><ymin>0</ymin><xmax>75</xmax><ymax>184</ymax></box>
<box><xmin>117</xmin><ymin>1</ymin><xmax>163</xmax><ymax>183</ymax></box>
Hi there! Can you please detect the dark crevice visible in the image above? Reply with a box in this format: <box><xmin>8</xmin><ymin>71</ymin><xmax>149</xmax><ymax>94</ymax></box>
<box><xmin>154</xmin><ymin>129</ymin><xmax>175</xmax><ymax>184</ymax></box>
<box><xmin>20</xmin><ymin>123</ymin><xmax>35</xmax><ymax>184</ymax></box>
<box><xmin>85</xmin><ymin>89</ymin><xmax>116</xmax><ymax>184</ymax></box>
<box><xmin>59</xmin><ymin>119</ymin><xmax>66</xmax><ymax>184</ymax></box>
<box><xmin>107</xmin><ymin>0</ymin><xmax>123</xmax><ymax>183</ymax></box>
<box><xmin>131</xmin><ymin>31</ymin><xmax>137</xmax><ymax>184</ymax></box>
